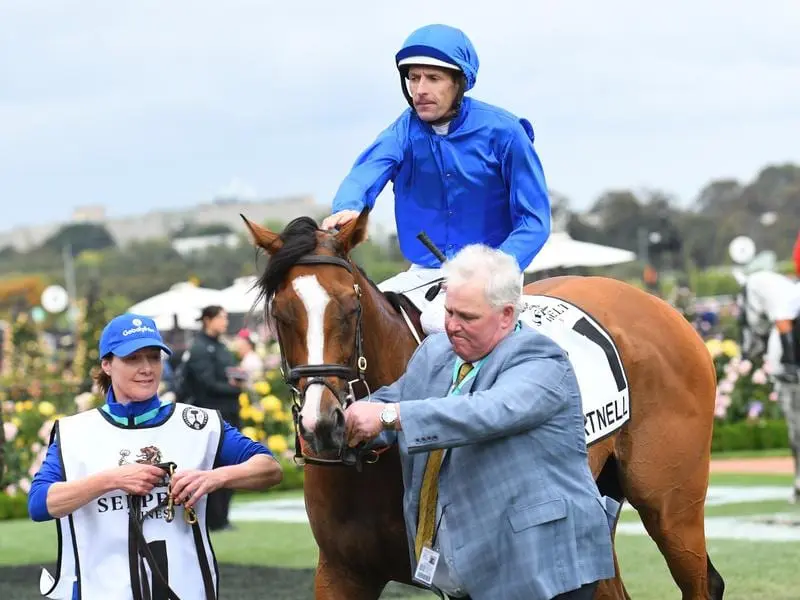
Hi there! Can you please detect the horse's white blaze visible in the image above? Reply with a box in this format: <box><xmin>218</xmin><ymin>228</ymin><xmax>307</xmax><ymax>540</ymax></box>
<box><xmin>293</xmin><ymin>275</ymin><xmax>330</xmax><ymax>432</ymax></box>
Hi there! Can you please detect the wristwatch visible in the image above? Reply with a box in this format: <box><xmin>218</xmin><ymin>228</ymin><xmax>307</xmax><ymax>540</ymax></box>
<box><xmin>379</xmin><ymin>405</ymin><xmax>399</xmax><ymax>430</ymax></box>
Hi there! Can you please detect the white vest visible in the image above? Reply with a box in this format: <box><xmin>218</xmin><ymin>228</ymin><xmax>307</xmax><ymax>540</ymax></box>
<box><xmin>747</xmin><ymin>271</ymin><xmax>800</xmax><ymax>321</ymax></box>
<box><xmin>41</xmin><ymin>402</ymin><xmax>222</xmax><ymax>600</ymax></box>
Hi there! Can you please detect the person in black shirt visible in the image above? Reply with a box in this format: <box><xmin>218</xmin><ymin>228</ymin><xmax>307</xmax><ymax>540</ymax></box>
<box><xmin>184</xmin><ymin>305</ymin><xmax>245</xmax><ymax>530</ymax></box>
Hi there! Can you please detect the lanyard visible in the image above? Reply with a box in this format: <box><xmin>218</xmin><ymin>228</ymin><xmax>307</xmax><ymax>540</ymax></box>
<box><xmin>448</xmin><ymin>321</ymin><xmax>522</xmax><ymax>395</ymax></box>
<box><xmin>449</xmin><ymin>357</ymin><xmax>486</xmax><ymax>395</ymax></box>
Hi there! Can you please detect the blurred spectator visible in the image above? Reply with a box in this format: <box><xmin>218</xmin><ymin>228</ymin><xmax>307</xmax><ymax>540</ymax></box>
<box><xmin>184</xmin><ymin>305</ymin><xmax>244</xmax><ymax>531</ymax></box>
<box><xmin>669</xmin><ymin>277</ymin><xmax>696</xmax><ymax>322</ymax></box>
<box><xmin>793</xmin><ymin>229</ymin><xmax>800</xmax><ymax>276</ymax></box>
<box><xmin>235</xmin><ymin>328</ymin><xmax>264</xmax><ymax>387</ymax></box>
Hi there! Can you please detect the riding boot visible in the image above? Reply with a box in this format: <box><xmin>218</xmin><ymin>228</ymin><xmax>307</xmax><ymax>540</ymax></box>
<box><xmin>779</xmin><ymin>331</ymin><xmax>800</xmax><ymax>383</ymax></box>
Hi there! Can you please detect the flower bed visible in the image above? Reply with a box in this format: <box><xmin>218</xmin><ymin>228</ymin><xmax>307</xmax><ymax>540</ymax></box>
<box><xmin>1</xmin><ymin>388</ymin><xmax>103</xmax><ymax>497</ymax></box>
<box><xmin>706</xmin><ymin>338</ymin><xmax>783</xmax><ymax>422</ymax></box>
<box><xmin>705</xmin><ymin>338</ymin><xmax>789</xmax><ymax>451</ymax></box>
<box><xmin>0</xmin><ymin>310</ymin><xmax>306</xmax><ymax>519</ymax></box>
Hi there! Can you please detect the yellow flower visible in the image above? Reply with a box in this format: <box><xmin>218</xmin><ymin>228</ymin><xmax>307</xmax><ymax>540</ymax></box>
<box><xmin>238</xmin><ymin>393</ymin><xmax>250</xmax><ymax>408</ymax></box>
<box><xmin>38</xmin><ymin>401</ymin><xmax>56</xmax><ymax>418</ymax></box>
<box><xmin>266</xmin><ymin>370</ymin><xmax>281</xmax><ymax>381</ymax></box>
<box><xmin>240</xmin><ymin>405</ymin><xmax>253</xmax><ymax>421</ymax></box>
<box><xmin>274</xmin><ymin>410</ymin><xmax>293</xmax><ymax>423</ymax></box>
<box><xmin>253</xmin><ymin>381</ymin><xmax>272</xmax><ymax>396</ymax></box>
<box><xmin>14</xmin><ymin>401</ymin><xmax>24</xmax><ymax>413</ymax></box>
<box><xmin>23</xmin><ymin>400</ymin><xmax>34</xmax><ymax>411</ymax></box>
<box><xmin>11</xmin><ymin>416</ymin><xmax>21</xmax><ymax>427</ymax></box>
<box><xmin>267</xmin><ymin>435</ymin><xmax>289</xmax><ymax>454</ymax></box>
<box><xmin>260</xmin><ymin>395</ymin><xmax>282</xmax><ymax>412</ymax></box>
<box><xmin>250</xmin><ymin>409</ymin><xmax>265</xmax><ymax>424</ymax></box>
<box><xmin>241</xmin><ymin>426</ymin><xmax>260</xmax><ymax>441</ymax></box>
<box><xmin>721</xmin><ymin>340</ymin><xmax>739</xmax><ymax>358</ymax></box>
<box><xmin>705</xmin><ymin>339</ymin><xmax>722</xmax><ymax>358</ymax></box>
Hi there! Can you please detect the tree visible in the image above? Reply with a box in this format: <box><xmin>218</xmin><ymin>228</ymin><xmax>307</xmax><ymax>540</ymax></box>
<box><xmin>586</xmin><ymin>190</ymin><xmax>643</xmax><ymax>251</ymax></box>
<box><xmin>40</xmin><ymin>223</ymin><xmax>116</xmax><ymax>256</ymax></box>
<box><xmin>73</xmin><ymin>279</ymin><xmax>116</xmax><ymax>388</ymax></box>
<box><xmin>0</xmin><ymin>275</ymin><xmax>47</xmax><ymax>311</ymax></box>
<box><xmin>694</xmin><ymin>179</ymin><xmax>743</xmax><ymax>216</ymax></box>
<box><xmin>172</xmin><ymin>222</ymin><xmax>234</xmax><ymax>239</ymax></box>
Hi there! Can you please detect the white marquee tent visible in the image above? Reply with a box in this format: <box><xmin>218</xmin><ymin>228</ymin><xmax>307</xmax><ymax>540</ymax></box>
<box><xmin>127</xmin><ymin>282</ymin><xmax>226</xmax><ymax>331</ymax></box>
<box><xmin>128</xmin><ymin>278</ymin><xmax>267</xmax><ymax>331</ymax></box>
<box><xmin>217</xmin><ymin>276</ymin><xmax>264</xmax><ymax>315</ymax></box>
<box><xmin>524</xmin><ymin>232</ymin><xmax>637</xmax><ymax>273</ymax></box>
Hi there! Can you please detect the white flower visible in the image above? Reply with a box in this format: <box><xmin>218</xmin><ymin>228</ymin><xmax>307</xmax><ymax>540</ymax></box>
<box><xmin>3</xmin><ymin>421</ymin><xmax>18</xmax><ymax>442</ymax></box>
<box><xmin>74</xmin><ymin>392</ymin><xmax>95</xmax><ymax>412</ymax></box>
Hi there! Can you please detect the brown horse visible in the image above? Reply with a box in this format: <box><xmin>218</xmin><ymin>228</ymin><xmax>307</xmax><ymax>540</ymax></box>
<box><xmin>242</xmin><ymin>210</ymin><xmax>725</xmax><ymax>600</ymax></box>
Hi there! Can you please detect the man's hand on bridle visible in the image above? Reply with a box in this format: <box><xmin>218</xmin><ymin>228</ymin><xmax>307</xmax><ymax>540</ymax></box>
<box><xmin>321</xmin><ymin>210</ymin><xmax>363</xmax><ymax>233</ymax></box>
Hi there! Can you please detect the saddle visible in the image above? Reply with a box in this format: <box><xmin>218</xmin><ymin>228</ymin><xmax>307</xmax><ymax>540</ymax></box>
<box><xmin>382</xmin><ymin>279</ymin><xmax>443</xmax><ymax>345</ymax></box>
<box><xmin>128</xmin><ymin>462</ymin><xmax>216</xmax><ymax>600</ymax></box>
<box><xmin>381</xmin><ymin>284</ymin><xmax>440</xmax><ymax>346</ymax></box>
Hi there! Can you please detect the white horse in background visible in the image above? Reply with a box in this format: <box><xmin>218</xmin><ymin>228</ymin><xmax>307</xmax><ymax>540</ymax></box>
<box><xmin>733</xmin><ymin>251</ymin><xmax>800</xmax><ymax>502</ymax></box>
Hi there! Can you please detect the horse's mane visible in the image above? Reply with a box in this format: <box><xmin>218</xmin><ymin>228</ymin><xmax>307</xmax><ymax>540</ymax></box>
<box><xmin>254</xmin><ymin>216</ymin><xmax>421</xmax><ymax>322</ymax></box>
<box><xmin>256</xmin><ymin>216</ymin><xmax>323</xmax><ymax>303</ymax></box>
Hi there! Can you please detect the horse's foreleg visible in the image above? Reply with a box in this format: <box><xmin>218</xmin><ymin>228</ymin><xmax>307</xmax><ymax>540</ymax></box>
<box><xmin>314</xmin><ymin>555</ymin><xmax>385</xmax><ymax>600</ymax></box>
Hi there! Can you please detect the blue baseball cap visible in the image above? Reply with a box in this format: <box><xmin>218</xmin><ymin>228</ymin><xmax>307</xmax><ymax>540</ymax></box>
<box><xmin>99</xmin><ymin>313</ymin><xmax>172</xmax><ymax>358</ymax></box>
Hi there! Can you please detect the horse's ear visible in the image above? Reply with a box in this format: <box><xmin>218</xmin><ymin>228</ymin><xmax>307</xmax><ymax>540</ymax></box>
<box><xmin>241</xmin><ymin>214</ymin><xmax>283</xmax><ymax>255</ymax></box>
<box><xmin>336</xmin><ymin>208</ymin><xmax>370</xmax><ymax>254</ymax></box>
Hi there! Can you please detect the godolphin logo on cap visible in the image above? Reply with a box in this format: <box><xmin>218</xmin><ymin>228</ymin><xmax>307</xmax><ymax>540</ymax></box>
<box><xmin>122</xmin><ymin>316</ymin><xmax>157</xmax><ymax>337</ymax></box>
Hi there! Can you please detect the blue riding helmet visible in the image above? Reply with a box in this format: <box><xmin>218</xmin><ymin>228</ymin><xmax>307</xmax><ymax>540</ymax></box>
<box><xmin>394</xmin><ymin>24</ymin><xmax>480</xmax><ymax>111</ymax></box>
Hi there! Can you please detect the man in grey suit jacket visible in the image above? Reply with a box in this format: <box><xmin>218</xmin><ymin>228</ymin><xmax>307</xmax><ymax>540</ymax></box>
<box><xmin>346</xmin><ymin>244</ymin><xmax>618</xmax><ymax>600</ymax></box>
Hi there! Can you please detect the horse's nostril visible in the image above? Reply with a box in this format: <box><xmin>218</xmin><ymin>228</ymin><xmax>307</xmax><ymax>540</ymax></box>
<box><xmin>333</xmin><ymin>407</ymin><xmax>345</xmax><ymax>430</ymax></box>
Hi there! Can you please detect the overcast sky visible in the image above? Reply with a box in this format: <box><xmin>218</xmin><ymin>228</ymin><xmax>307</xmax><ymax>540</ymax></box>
<box><xmin>1</xmin><ymin>0</ymin><xmax>799</xmax><ymax>233</ymax></box>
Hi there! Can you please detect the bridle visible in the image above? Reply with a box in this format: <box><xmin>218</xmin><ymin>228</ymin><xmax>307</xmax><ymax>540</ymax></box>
<box><xmin>270</xmin><ymin>254</ymin><xmax>382</xmax><ymax>470</ymax></box>
<box><xmin>128</xmin><ymin>462</ymin><xmax>215</xmax><ymax>600</ymax></box>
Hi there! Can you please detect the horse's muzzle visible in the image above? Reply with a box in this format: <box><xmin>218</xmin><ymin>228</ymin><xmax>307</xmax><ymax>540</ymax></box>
<box><xmin>299</xmin><ymin>406</ymin><xmax>346</xmax><ymax>454</ymax></box>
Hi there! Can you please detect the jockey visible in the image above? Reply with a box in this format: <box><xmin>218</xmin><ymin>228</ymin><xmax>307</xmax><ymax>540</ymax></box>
<box><xmin>321</xmin><ymin>24</ymin><xmax>551</xmax><ymax>334</ymax></box>
<box><xmin>740</xmin><ymin>254</ymin><xmax>800</xmax><ymax>383</ymax></box>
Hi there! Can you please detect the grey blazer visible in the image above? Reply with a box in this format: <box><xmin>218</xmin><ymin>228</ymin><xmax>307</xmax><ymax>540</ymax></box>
<box><xmin>371</xmin><ymin>324</ymin><xmax>618</xmax><ymax>600</ymax></box>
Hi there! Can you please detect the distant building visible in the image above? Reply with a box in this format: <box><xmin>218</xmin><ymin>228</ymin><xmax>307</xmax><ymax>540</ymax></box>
<box><xmin>171</xmin><ymin>233</ymin><xmax>240</xmax><ymax>256</ymax></box>
<box><xmin>0</xmin><ymin>195</ymin><xmax>325</xmax><ymax>252</ymax></box>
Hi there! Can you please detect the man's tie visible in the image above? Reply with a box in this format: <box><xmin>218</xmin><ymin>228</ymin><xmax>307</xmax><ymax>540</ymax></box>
<box><xmin>414</xmin><ymin>361</ymin><xmax>474</xmax><ymax>562</ymax></box>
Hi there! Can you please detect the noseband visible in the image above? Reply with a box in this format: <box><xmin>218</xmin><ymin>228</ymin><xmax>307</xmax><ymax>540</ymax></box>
<box><xmin>271</xmin><ymin>254</ymin><xmax>379</xmax><ymax>469</ymax></box>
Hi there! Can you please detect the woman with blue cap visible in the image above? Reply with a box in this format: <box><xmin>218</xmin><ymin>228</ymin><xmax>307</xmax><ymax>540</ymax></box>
<box><xmin>322</xmin><ymin>23</ymin><xmax>551</xmax><ymax>335</ymax></box>
<box><xmin>28</xmin><ymin>313</ymin><xmax>282</xmax><ymax>600</ymax></box>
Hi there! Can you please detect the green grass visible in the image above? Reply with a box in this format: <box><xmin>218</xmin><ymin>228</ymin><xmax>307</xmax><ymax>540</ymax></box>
<box><xmin>213</xmin><ymin>522</ymin><xmax>318</xmax><ymax>567</ymax></box>
<box><xmin>709</xmin><ymin>472</ymin><xmax>794</xmax><ymax>486</ymax></box>
<box><xmin>618</xmin><ymin>499</ymin><xmax>800</xmax><ymax>523</ymax></box>
<box><xmin>615</xmin><ymin>535</ymin><xmax>800</xmax><ymax>599</ymax></box>
<box><xmin>4</xmin><ymin>474</ymin><xmax>798</xmax><ymax>599</ymax></box>
<box><xmin>233</xmin><ymin>488</ymin><xmax>304</xmax><ymax>504</ymax></box>
<box><xmin>5</xmin><ymin>515</ymin><xmax>798</xmax><ymax>600</ymax></box>
<box><xmin>711</xmin><ymin>448</ymin><xmax>792</xmax><ymax>459</ymax></box>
